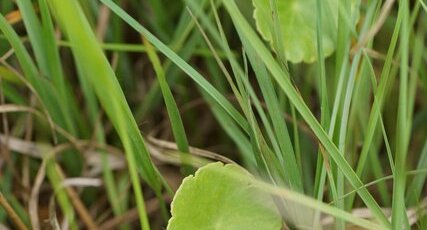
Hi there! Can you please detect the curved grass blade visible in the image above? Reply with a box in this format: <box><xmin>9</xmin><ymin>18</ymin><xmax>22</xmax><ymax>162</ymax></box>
<box><xmin>142</xmin><ymin>37</ymin><xmax>192</xmax><ymax>172</ymax></box>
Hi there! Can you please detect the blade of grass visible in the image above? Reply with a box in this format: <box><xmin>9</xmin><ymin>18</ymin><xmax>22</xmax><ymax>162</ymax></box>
<box><xmin>14</xmin><ymin>0</ymin><xmax>47</xmax><ymax>75</ymax></box>
<box><xmin>142</xmin><ymin>37</ymin><xmax>191</xmax><ymax>173</ymax></box>
<box><xmin>334</xmin><ymin>3</ymin><xmax>355</xmax><ymax>228</ymax></box>
<box><xmin>202</xmin><ymin>89</ymin><xmax>255</xmax><ymax>166</ymax></box>
<box><xmin>135</xmin><ymin>30</ymin><xmax>203</xmax><ymax>120</ymax></box>
<box><xmin>243</xmin><ymin>46</ymin><xmax>302</xmax><ymax>190</ymax></box>
<box><xmin>0</xmin><ymin>191</ymin><xmax>29</xmax><ymax>230</ymax></box>
<box><xmin>45</xmin><ymin>155</ymin><xmax>77</xmax><ymax>229</ymax></box>
<box><xmin>313</xmin><ymin>0</ymin><xmax>331</xmax><ymax>206</ymax></box>
<box><xmin>360</xmin><ymin>51</ymin><xmax>393</xmax><ymax>205</ymax></box>
<box><xmin>335</xmin><ymin>52</ymin><xmax>361</xmax><ymax>227</ymax></box>
<box><xmin>392</xmin><ymin>0</ymin><xmax>411</xmax><ymax>228</ymax></box>
<box><xmin>406</xmin><ymin>14</ymin><xmax>426</xmax><ymax>206</ymax></box>
<box><xmin>406</xmin><ymin>141</ymin><xmax>427</xmax><ymax>205</ymax></box>
<box><xmin>333</xmin><ymin>169</ymin><xmax>427</xmax><ymax>204</ymax></box>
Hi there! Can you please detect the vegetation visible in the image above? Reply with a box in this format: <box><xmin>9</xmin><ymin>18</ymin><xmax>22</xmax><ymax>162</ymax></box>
<box><xmin>0</xmin><ymin>0</ymin><xmax>426</xmax><ymax>229</ymax></box>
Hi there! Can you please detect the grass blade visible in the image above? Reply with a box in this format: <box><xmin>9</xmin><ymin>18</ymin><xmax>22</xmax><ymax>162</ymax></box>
<box><xmin>142</xmin><ymin>37</ymin><xmax>191</xmax><ymax>172</ymax></box>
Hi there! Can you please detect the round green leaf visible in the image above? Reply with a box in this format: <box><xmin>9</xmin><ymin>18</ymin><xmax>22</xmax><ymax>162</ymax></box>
<box><xmin>252</xmin><ymin>0</ymin><xmax>359</xmax><ymax>63</ymax></box>
<box><xmin>167</xmin><ymin>162</ymin><xmax>281</xmax><ymax>230</ymax></box>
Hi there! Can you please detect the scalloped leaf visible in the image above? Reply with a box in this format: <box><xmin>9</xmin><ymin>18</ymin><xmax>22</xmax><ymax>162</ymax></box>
<box><xmin>167</xmin><ymin>162</ymin><xmax>281</xmax><ymax>230</ymax></box>
<box><xmin>253</xmin><ymin>0</ymin><xmax>359</xmax><ymax>63</ymax></box>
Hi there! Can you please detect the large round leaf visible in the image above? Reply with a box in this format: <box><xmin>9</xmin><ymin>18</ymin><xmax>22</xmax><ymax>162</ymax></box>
<box><xmin>167</xmin><ymin>162</ymin><xmax>281</xmax><ymax>230</ymax></box>
<box><xmin>252</xmin><ymin>0</ymin><xmax>359</xmax><ymax>63</ymax></box>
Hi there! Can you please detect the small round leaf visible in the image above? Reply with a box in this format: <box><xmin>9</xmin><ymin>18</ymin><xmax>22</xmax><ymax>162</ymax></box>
<box><xmin>167</xmin><ymin>162</ymin><xmax>282</xmax><ymax>230</ymax></box>
<box><xmin>252</xmin><ymin>0</ymin><xmax>359</xmax><ymax>63</ymax></box>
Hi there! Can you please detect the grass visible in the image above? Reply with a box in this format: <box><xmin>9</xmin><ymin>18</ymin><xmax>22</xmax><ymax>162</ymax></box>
<box><xmin>0</xmin><ymin>0</ymin><xmax>426</xmax><ymax>229</ymax></box>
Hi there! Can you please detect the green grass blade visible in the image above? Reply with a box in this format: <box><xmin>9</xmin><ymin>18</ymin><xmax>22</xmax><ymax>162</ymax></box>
<box><xmin>392</xmin><ymin>0</ymin><xmax>411</xmax><ymax>228</ymax></box>
<box><xmin>406</xmin><ymin>141</ymin><xmax>427</xmax><ymax>204</ymax></box>
<box><xmin>15</xmin><ymin>0</ymin><xmax>47</xmax><ymax>75</ymax></box>
<box><xmin>143</xmin><ymin>38</ymin><xmax>191</xmax><ymax>171</ymax></box>
<box><xmin>45</xmin><ymin>158</ymin><xmax>77</xmax><ymax>229</ymax></box>
<box><xmin>243</xmin><ymin>45</ymin><xmax>302</xmax><ymax>191</ymax></box>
